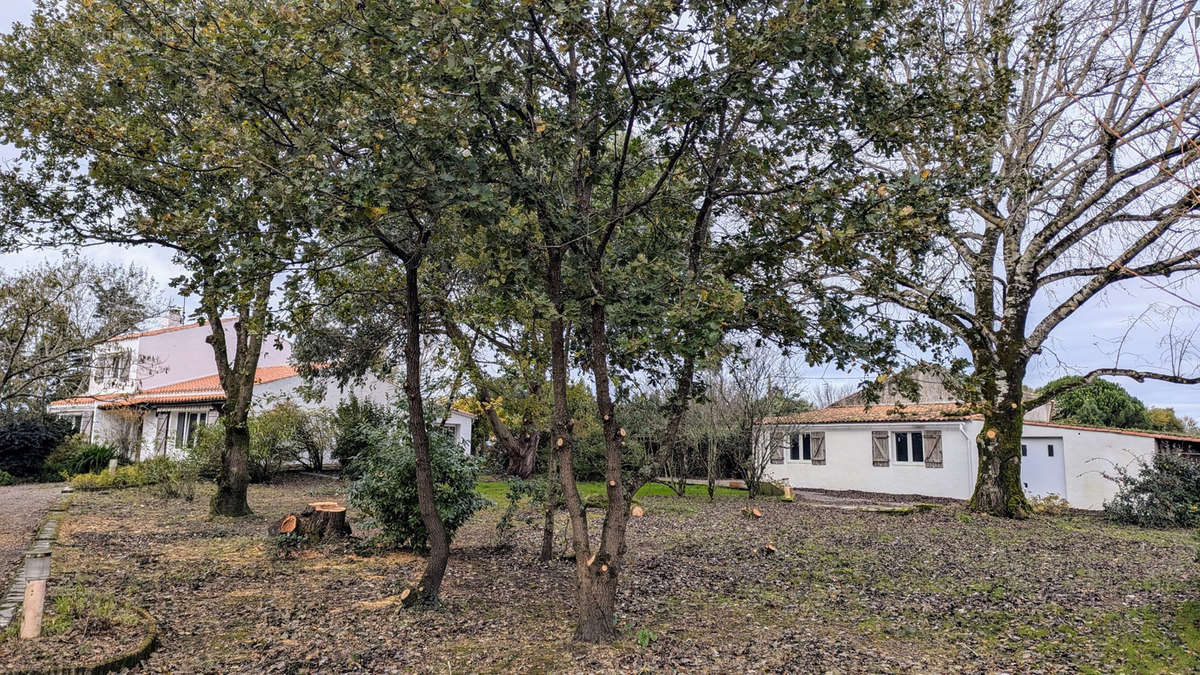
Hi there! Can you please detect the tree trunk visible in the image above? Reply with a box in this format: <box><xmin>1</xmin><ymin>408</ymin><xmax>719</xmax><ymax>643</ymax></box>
<box><xmin>969</xmin><ymin>401</ymin><xmax>1032</xmax><ymax>518</ymax></box>
<box><xmin>539</xmin><ymin>449</ymin><xmax>557</xmax><ymax>563</ymax></box>
<box><xmin>574</xmin><ymin>567</ymin><xmax>618</xmax><ymax>643</ymax></box>
<box><xmin>211</xmin><ymin>422</ymin><xmax>251</xmax><ymax>517</ymax></box>
<box><xmin>400</xmin><ymin>257</ymin><xmax>451</xmax><ymax>607</ymax></box>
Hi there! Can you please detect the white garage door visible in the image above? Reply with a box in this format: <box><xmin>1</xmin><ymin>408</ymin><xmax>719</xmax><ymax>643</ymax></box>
<box><xmin>1020</xmin><ymin>437</ymin><xmax>1066</xmax><ymax>499</ymax></box>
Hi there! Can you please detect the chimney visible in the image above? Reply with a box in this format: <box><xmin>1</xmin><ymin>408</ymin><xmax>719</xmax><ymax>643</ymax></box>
<box><xmin>165</xmin><ymin>306</ymin><xmax>183</xmax><ymax>328</ymax></box>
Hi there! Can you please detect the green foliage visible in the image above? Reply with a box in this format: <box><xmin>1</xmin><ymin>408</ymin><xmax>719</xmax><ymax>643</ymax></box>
<box><xmin>0</xmin><ymin>469</ymin><xmax>13</xmax><ymax>486</ymax></box>
<box><xmin>495</xmin><ymin>478</ymin><xmax>543</xmax><ymax>549</ymax></box>
<box><xmin>0</xmin><ymin>414</ymin><xmax>74</xmax><ymax>477</ymax></box>
<box><xmin>143</xmin><ymin>457</ymin><xmax>196</xmax><ymax>501</ymax></box>
<box><xmin>349</xmin><ymin>427</ymin><xmax>488</xmax><ymax>552</ymax></box>
<box><xmin>189</xmin><ymin>403</ymin><xmax>327</xmax><ymax>483</ymax></box>
<box><xmin>68</xmin><ymin>456</ymin><xmax>178</xmax><ymax>491</ymax></box>
<box><xmin>635</xmin><ymin>628</ymin><xmax>657</xmax><ymax>649</ymax></box>
<box><xmin>45</xmin><ymin>435</ymin><xmax>122</xmax><ymax>477</ymax></box>
<box><xmin>1045</xmin><ymin>377</ymin><xmax>1154</xmax><ymax>431</ymax></box>
<box><xmin>1104</xmin><ymin>453</ymin><xmax>1200</xmax><ymax>528</ymax></box>
<box><xmin>332</xmin><ymin>396</ymin><xmax>389</xmax><ymax>479</ymax></box>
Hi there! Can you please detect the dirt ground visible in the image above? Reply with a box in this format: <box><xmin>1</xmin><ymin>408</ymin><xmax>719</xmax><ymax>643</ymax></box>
<box><xmin>28</xmin><ymin>475</ymin><xmax>1200</xmax><ymax>672</ymax></box>
<box><xmin>0</xmin><ymin>482</ymin><xmax>64</xmax><ymax>583</ymax></box>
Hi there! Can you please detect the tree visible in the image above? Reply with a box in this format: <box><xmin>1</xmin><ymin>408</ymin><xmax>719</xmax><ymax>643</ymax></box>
<box><xmin>441</xmin><ymin>0</ymin><xmax>926</xmax><ymax>641</ymax></box>
<box><xmin>0</xmin><ymin>0</ymin><xmax>317</xmax><ymax>516</ymax></box>
<box><xmin>848</xmin><ymin>0</ymin><xmax>1200</xmax><ymax>517</ymax></box>
<box><xmin>1044</xmin><ymin>376</ymin><xmax>1153</xmax><ymax>430</ymax></box>
<box><xmin>1147</xmin><ymin>407</ymin><xmax>1192</xmax><ymax>435</ymax></box>
<box><xmin>0</xmin><ymin>258</ymin><xmax>158</xmax><ymax>413</ymax></box>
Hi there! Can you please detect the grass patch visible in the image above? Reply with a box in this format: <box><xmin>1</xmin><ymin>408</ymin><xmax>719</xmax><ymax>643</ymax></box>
<box><xmin>475</xmin><ymin>479</ymin><xmax>743</xmax><ymax>506</ymax></box>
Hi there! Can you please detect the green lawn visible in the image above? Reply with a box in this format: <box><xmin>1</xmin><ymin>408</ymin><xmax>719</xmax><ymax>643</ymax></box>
<box><xmin>476</xmin><ymin>479</ymin><xmax>744</xmax><ymax>505</ymax></box>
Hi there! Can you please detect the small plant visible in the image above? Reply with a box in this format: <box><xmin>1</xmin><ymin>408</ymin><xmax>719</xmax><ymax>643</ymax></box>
<box><xmin>0</xmin><ymin>469</ymin><xmax>14</xmax><ymax>486</ymax></box>
<box><xmin>1029</xmin><ymin>494</ymin><xmax>1071</xmax><ymax>516</ymax></box>
<box><xmin>270</xmin><ymin>532</ymin><xmax>306</xmax><ymax>560</ymax></box>
<box><xmin>495</xmin><ymin>478</ymin><xmax>543</xmax><ymax>549</ymax></box>
<box><xmin>635</xmin><ymin>628</ymin><xmax>657</xmax><ymax>648</ymax></box>
<box><xmin>39</xmin><ymin>585</ymin><xmax>136</xmax><ymax>638</ymax></box>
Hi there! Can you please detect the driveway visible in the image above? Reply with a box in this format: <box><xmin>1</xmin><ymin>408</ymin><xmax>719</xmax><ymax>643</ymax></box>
<box><xmin>0</xmin><ymin>483</ymin><xmax>64</xmax><ymax>583</ymax></box>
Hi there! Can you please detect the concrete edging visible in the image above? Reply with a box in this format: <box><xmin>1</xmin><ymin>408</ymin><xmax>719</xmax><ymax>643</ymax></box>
<box><xmin>0</xmin><ymin>488</ymin><xmax>71</xmax><ymax>629</ymax></box>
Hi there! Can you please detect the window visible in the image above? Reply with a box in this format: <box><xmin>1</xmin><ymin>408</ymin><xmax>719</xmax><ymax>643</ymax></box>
<box><xmin>1047</xmin><ymin>443</ymin><xmax>1054</xmax><ymax>457</ymax></box>
<box><xmin>1021</xmin><ymin>444</ymin><xmax>1028</xmax><ymax>457</ymax></box>
<box><xmin>96</xmin><ymin>351</ymin><xmax>130</xmax><ymax>383</ymax></box>
<box><xmin>174</xmin><ymin>412</ymin><xmax>207</xmax><ymax>448</ymax></box>
<box><xmin>894</xmin><ymin>431</ymin><xmax>924</xmax><ymax>463</ymax></box>
<box><xmin>789</xmin><ymin>433</ymin><xmax>812</xmax><ymax>461</ymax></box>
<box><xmin>62</xmin><ymin>415</ymin><xmax>82</xmax><ymax>434</ymax></box>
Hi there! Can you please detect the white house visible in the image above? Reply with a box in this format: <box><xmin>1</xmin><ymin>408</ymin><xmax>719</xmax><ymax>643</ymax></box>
<box><xmin>757</xmin><ymin>371</ymin><xmax>1200</xmax><ymax>510</ymax></box>
<box><xmin>48</xmin><ymin>312</ymin><xmax>474</xmax><ymax>460</ymax></box>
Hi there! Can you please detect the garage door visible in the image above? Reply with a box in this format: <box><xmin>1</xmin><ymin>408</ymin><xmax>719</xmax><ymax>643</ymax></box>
<box><xmin>1020</xmin><ymin>437</ymin><xmax>1066</xmax><ymax>499</ymax></box>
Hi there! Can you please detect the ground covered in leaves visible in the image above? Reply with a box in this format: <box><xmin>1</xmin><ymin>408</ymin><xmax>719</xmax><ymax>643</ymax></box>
<box><xmin>20</xmin><ymin>474</ymin><xmax>1200</xmax><ymax>672</ymax></box>
<box><xmin>0</xmin><ymin>584</ymin><xmax>153</xmax><ymax>669</ymax></box>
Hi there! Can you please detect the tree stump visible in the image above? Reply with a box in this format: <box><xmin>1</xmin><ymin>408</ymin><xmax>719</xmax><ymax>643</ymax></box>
<box><xmin>268</xmin><ymin>502</ymin><xmax>351</xmax><ymax>541</ymax></box>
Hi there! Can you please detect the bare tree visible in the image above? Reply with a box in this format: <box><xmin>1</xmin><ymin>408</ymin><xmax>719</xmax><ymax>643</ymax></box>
<box><xmin>853</xmin><ymin>0</ymin><xmax>1200</xmax><ymax>517</ymax></box>
<box><xmin>0</xmin><ymin>258</ymin><xmax>160</xmax><ymax>414</ymax></box>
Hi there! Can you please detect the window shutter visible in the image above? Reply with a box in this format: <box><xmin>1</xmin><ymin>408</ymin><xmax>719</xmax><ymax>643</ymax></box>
<box><xmin>769</xmin><ymin>437</ymin><xmax>784</xmax><ymax>464</ymax></box>
<box><xmin>923</xmin><ymin>430</ymin><xmax>943</xmax><ymax>468</ymax></box>
<box><xmin>810</xmin><ymin>432</ymin><xmax>826</xmax><ymax>465</ymax></box>
<box><xmin>155</xmin><ymin>413</ymin><xmax>170</xmax><ymax>454</ymax></box>
<box><xmin>871</xmin><ymin>430</ymin><xmax>889</xmax><ymax>466</ymax></box>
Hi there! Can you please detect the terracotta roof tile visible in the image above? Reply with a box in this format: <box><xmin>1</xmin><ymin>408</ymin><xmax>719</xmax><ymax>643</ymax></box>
<box><xmin>762</xmin><ymin>402</ymin><xmax>979</xmax><ymax>425</ymax></box>
<box><xmin>106</xmin><ymin>317</ymin><xmax>236</xmax><ymax>342</ymax></box>
<box><xmin>49</xmin><ymin>365</ymin><xmax>299</xmax><ymax>408</ymax></box>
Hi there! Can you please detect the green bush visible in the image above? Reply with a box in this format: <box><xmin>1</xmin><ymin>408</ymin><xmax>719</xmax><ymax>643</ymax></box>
<box><xmin>332</xmin><ymin>396</ymin><xmax>388</xmax><ymax>479</ymax></box>
<box><xmin>0</xmin><ymin>469</ymin><xmax>14</xmax><ymax>486</ymax></box>
<box><xmin>69</xmin><ymin>457</ymin><xmax>173</xmax><ymax>491</ymax></box>
<box><xmin>143</xmin><ymin>456</ymin><xmax>196</xmax><ymax>500</ymax></box>
<box><xmin>186</xmin><ymin>404</ymin><xmax>322</xmax><ymax>483</ymax></box>
<box><xmin>349</xmin><ymin>425</ymin><xmax>488</xmax><ymax>552</ymax></box>
<box><xmin>0</xmin><ymin>415</ymin><xmax>74</xmax><ymax>478</ymax></box>
<box><xmin>45</xmin><ymin>436</ymin><xmax>122</xmax><ymax>477</ymax></box>
<box><xmin>1104</xmin><ymin>452</ymin><xmax>1200</xmax><ymax>528</ymax></box>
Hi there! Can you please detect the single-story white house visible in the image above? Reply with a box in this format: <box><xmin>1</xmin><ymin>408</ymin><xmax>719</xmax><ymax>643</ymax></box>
<box><xmin>49</xmin><ymin>312</ymin><xmax>474</xmax><ymax>461</ymax></box>
<box><xmin>756</xmin><ymin>370</ymin><xmax>1200</xmax><ymax>510</ymax></box>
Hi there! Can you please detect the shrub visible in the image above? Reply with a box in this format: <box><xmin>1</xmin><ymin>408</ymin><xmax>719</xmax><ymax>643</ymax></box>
<box><xmin>186</xmin><ymin>409</ymin><xmax>304</xmax><ymax>483</ymax></box>
<box><xmin>143</xmin><ymin>456</ymin><xmax>195</xmax><ymax>500</ymax></box>
<box><xmin>0</xmin><ymin>415</ymin><xmax>74</xmax><ymax>477</ymax></box>
<box><xmin>0</xmin><ymin>470</ymin><xmax>13</xmax><ymax>486</ymax></box>
<box><xmin>1104</xmin><ymin>452</ymin><xmax>1200</xmax><ymax>528</ymax></box>
<box><xmin>332</xmin><ymin>396</ymin><xmax>388</xmax><ymax>479</ymax></box>
<box><xmin>70</xmin><ymin>463</ymin><xmax>146</xmax><ymax>490</ymax></box>
<box><xmin>349</xmin><ymin>425</ymin><xmax>488</xmax><ymax>552</ymax></box>
<box><xmin>45</xmin><ymin>436</ymin><xmax>121</xmax><ymax>477</ymax></box>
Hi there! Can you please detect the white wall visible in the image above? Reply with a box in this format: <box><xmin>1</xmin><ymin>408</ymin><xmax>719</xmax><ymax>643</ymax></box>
<box><xmin>135</xmin><ymin>319</ymin><xmax>291</xmax><ymax>390</ymax></box>
<box><xmin>1023</xmin><ymin>422</ymin><xmax>1155</xmax><ymax>510</ymax></box>
<box><xmin>760</xmin><ymin>421</ymin><xmax>982</xmax><ymax>500</ymax></box>
<box><xmin>251</xmin><ymin>374</ymin><xmax>475</xmax><ymax>454</ymax></box>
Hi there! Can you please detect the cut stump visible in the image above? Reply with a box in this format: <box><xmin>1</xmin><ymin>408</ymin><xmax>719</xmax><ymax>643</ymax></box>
<box><xmin>268</xmin><ymin>502</ymin><xmax>351</xmax><ymax>540</ymax></box>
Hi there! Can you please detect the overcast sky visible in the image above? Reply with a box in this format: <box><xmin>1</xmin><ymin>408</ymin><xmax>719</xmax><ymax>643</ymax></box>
<box><xmin>1</xmin><ymin>1</ymin><xmax>1197</xmax><ymax>419</ymax></box>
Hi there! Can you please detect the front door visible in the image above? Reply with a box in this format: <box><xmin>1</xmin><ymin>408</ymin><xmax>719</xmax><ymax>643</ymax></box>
<box><xmin>1020</xmin><ymin>437</ymin><xmax>1066</xmax><ymax>499</ymax></box>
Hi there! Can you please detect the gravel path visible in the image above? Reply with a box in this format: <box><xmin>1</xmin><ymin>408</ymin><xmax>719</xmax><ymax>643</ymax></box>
<box><xmin>0</xmin><ymin>483</ymin><xmax>64</xmax><ymax>583</ymax></box>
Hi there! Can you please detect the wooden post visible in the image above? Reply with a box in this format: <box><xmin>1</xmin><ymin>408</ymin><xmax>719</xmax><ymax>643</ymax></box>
<box><xmin>19</xmin><ymin>579</ymin><xmax>45</xmax><ymax>639</ymax></box>
<box><xmin>107</xmin><ymin>458</ymin><xmax>118</xmax><ymax>475</ymax></box>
